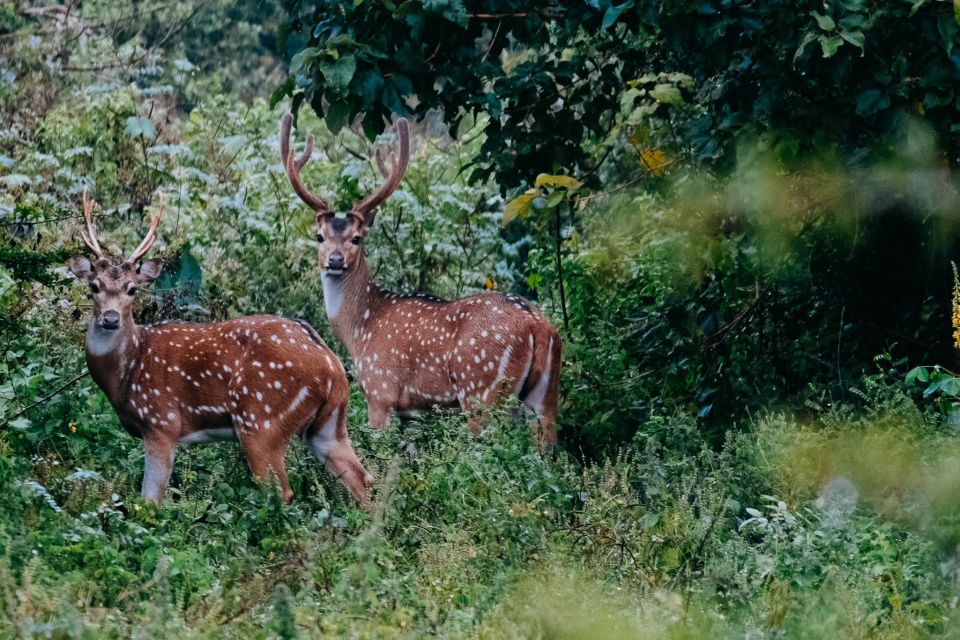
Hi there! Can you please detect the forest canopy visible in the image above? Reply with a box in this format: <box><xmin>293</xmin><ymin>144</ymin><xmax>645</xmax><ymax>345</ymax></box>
<box><xmin>278</xmin><ymin>0</ymin><xmax>960</xmax><ymax>184</ymax></box>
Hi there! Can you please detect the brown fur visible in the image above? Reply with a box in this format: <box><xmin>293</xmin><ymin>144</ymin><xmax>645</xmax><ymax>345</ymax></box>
<box><xmin>280</xmin><ymin>114</ymin><xmax>561</xmax><ymax>447</ymax></box>
<box><xmin>318</xmin><ymin>220</ymin><xmax>561</xmax><ymax>447</ymax></box>
<box><xmin>70</xmin><ymin>256</ymin><xmax>371</xmax><ymax>504</ymax></box>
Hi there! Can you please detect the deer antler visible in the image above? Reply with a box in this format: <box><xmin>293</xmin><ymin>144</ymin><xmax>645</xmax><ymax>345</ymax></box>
<box><xmin>79</xmin><ymin>187</ymin><xmax>104</xmax><ymax>258</ymax></box>
<box><xmin>353</xmin><ymin>118</ymin><xmax>410</xmax><ymax>227</ymax></box>
<box><xmin>279</xmin><ymin>113</ymin><xmax>330</xmax><ymax>213</ymax></box>
<box><xmin>128</xmin><ymin>193</ymin><xmax>165</xmax><ymax>263</ymax></box>
<box><xmin>375</xmin><ymin>147</ymin><xmax>393</xmax><ymax>179</ymax></box>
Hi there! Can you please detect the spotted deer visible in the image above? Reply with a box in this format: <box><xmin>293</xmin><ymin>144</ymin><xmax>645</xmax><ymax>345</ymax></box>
<box><xmin>68</xmin><ymin>189</ymin><xmax>371</xmax><ymax>503</ymax></box>
<box><xmin>279</xmin><ymin>114</ymin><xmax>561</xmax><ymax>446</ymax></box>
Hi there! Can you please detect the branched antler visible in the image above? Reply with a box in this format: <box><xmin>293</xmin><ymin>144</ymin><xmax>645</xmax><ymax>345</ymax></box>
<box><xmin>279</xmin><ymin>113</ymin><xmax>330</xmax><ymax>213</ymax></box>
<box><xmin>353</xmin><ymin>118</ymin><xmax>410</xmax><ymax>227</ymax></box>
<box><xmin>278</xmin><ymin>114</ymin><xmax>410</xmax><ymax>226</ymax></box>
<box><xmin>128</xmin><ymin>194</ymin><xmax>165</xmax><ymax>263</ymax></box>
<box><xmin>79</xmin><ymin>187</ymin><xmax>104</xmax><ymax>258</ymax></box>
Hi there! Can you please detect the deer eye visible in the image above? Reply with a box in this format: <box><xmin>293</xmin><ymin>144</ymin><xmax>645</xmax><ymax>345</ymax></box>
<box><xmin>127</xmin><ymin>285</ymin><xmax>138</xmax><ymax>296</ymax></box>
<box><xmin>351</xmin><ymin>235</ymin><xmax>362</xmax><ymax>245</ymax></box>
<box><xmin>317</xmin><ymin>234</ymin><xmax>325</xmax><ymax>243</ymax></box>
<box><xmin>89</xmin><ymin>282</ymin><xmax>100</xmax><ymax>294</ymax></box>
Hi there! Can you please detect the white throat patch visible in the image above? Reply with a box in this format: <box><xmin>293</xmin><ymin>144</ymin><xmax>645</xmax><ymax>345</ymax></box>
<box><xmin>321</xmin><ymin>273</ymin><xmax>344</xmax><ymax>318</ymax></box>
<box><xmin>86</xmin><ymin>323</ymin><xmax>125</xmax><ymax>357</ymax></box>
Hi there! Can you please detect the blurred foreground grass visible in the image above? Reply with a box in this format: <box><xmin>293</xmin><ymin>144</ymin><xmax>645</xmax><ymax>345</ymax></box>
<box><xmin>2</xmin><ymin>377</ymin><xmax>960</xmax><ymax>638</ymax></box>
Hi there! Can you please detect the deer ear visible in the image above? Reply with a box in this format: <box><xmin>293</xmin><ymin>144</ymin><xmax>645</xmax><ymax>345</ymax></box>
<box><xmin>68</xmin><ymin>256</ymin><xmax>94</xmax><ymax>281</ymax></box>
<box><xmin>316</xmin><ymin>212</ymin><xmax>335</xmax><ymax>225</ymax></box>
<box><xmin>348</xmin><ymin>212</ymin><xmax>371</xmax><ymax>232</ymax></box>
<box><xmin>137</xmin><ymin>258</ymin><xmax>163</xmax><ymax>284</ymax></box>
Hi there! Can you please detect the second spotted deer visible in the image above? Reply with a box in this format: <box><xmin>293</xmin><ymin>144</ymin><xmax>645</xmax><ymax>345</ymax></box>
<box><xmin>279</xmin><ymin>114</ymin><xmax>561</xmax><ymax>447</ymax></box>
<box><xmin>69</xmin><ymin>190</ymin><xmax>371</xmax><ymax>503</ymax></box>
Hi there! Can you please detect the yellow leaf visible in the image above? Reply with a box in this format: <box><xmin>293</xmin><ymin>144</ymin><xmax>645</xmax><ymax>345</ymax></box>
<box><xmin>503</xmin><ymin>190</ymin><xmax>538</xmax><ymax>225</ymax></box>
<box><xmin>639</xmin><ymin>147</ymin><xmax>669</xmax><ymax>175</ymax></box>
<box><xmin>534</xmin><ymin>173</ymin><xmax>583</xmax><ymax>191</ymax></box>
<box><xmin>484</xmin><ymin>277</ymin><xmax>496</xmax><ymax>290</ymax></box>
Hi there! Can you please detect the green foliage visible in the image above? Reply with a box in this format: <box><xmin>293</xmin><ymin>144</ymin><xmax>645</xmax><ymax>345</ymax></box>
<box><xmin>3</xmin><ymin>1</ymin><xmax>960</xmax><ymax>638</ymax></box>
<box><xmin>278</xmin><ymin>0</ymin><xmax>960</xmax><ymax>186</ymax></box>
<box><xmin>3</xmin><ymin>382</ymin><xmax>958</xmax><ymax>637</ymax></box>
<box><xmin>0</xmin><ymin>244</ymin><xmax>70</xmax><ymax>287</ymax></box>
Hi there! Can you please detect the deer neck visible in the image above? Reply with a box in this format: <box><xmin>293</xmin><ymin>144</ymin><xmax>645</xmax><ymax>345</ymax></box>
<box><xmin>321</xmin><ymin>254</ymin><xmax>383</xmax><ymax>354</ymax></box>
<box><xmin>85</xmin><ymin>317</ymin><xmax>143</xmax><ymax>405</ymax></box>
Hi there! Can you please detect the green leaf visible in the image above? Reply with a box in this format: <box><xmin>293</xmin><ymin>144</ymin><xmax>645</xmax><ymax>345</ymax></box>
<box><xmin>924</xmin><ymin>381</ymin><xmax>943</xmax><ymax>398</ymax></box>
<box><xmin>534</xmin><ymin>174</ymin><xmax>584</xmax><ymax>190</ymax></box>
<box><xmin>325</xmin><ymin>100</ymin><xmax>352</xmax><ymax>134</ymax></box>
<box><xmin>176</xmin><ymin>245</ymin><xmax>202</xmax><ymax>303</ymax></box>
<box><xmin>906</xmin><ymin>366</ymin><xmax>930</xmax><ymax>385</ymax></box>
<box><xmin>269</xmin><ymin>78</ymin><xmax>294</xmax><ymax>110</ymax></box>
<box><xmin>602</xmin><ymin>1</ymin><xmax>634</xmax><ymax>30</ymax></box>
<box><xmin>455</xmin><ymin>112</ymin><xmax>476</xmax><ymax>140</ymax></box>
<box><xmin>794</xmin><ymin>32</ymin><xmax>818</xmax><ymax>65</ymax></box>
<box><xmin>955</xmin><ymin>0</ymin><xmax>960</xmax><ymax>25</ymax></box>
<box><xmin>811</xmin><ymin>11</ymin><xmax>835</xmax><ymax>31</ymax></box>
<box><xmin>545</xmin><ymin>190</ymin><xmax>565</xmax><ymax>207</ymax></box>
<box><xmin>911</xmin><ymin>0</ymin><xmax>931</xmax><ymax>16</ymax></box>
<box><xmin>941</xmin><ymin>377</ymin><xmax>960</xmax><ymax>397</ymax></box>
<box><xmin>289</xmin><ymin>47</ymin><xmax>320</xmax><ymax>76</ymax></box>
<box><xmin>320</xmin><ymin>54</ymin><xmax>357</xmax><ymax>95</ymax></box>
<box><xmin>649</xmin><ymin>83</ymin><xmax>683</xmax><ymax>105</ymax></box>
<box><xmin>503</xmin><ymin>190</ymin><xmax>538</xmax><ymax>225</ymax></box>
<box><xmin>354</xmin><ymin>69</ymin><xmax>384</xmax><ymax>109</ymax></box>
<box><xmin>839</xmin><ymin>31</ymin><xmax>865</xmax><ymax>53</ymax></box>
<box><xmin>855</xmin><ymin>89</ymin><xmax>890</xmax><ymax>116</ymax></box>
<box><xmin>819</xmin><ymin>35</ymin><xmax>843</xmax><ymax>58</ymax></box>
<box><xmin>154</xmin><ymin>244</ymin><xmax>202</xmax><ymax>309</ymax></box>
<box><xmin>422</xmin><ymin>0</ymin><xmax>468</xmax><ymax>27</ymax></box>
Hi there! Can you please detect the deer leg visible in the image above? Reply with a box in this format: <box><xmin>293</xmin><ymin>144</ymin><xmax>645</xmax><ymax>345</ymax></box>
<box><xmin>237</xmin><ymin>433</ymin><xmax>293</xmax><ymax>502</ymax></box>
<box><xmin>520</xmin><ymin>331</ymin><xmax>561</xmax><ymax>450</ymax></box>
<box><xmin>533</xmin><ymin>371</ymin><xmax>559</xmax><ymax>449</ymax></box>
<box><xmin>457</xmin><ymin>395</ymin><xmax>490</xmax><ymax>436</ymax></box>
<box><xmin>522</xmin><ymin>378</ymin><xmax>558</xmax><ymax>449</ymax></box>
<box><xmin>321</xmin><ymin>441</ymin><xmax>372</xmax><ymax>505</ymax></box>
<box><xmin>142</xmin><ymin>435</ymin><xmax>176</xmax><ymax>503</ymax></box>
<box><xmin>530</xmin><ymin>411</ymin><xmax>558</xmax><ymax>450</ymax></box>
<box><xmin>306</xmin><ymin>404</ymin><xmax>373</xmax><ymax>504</ymax></box>
<box><xmin>466</xmin><ymin>415</ymin><xmax>484</xmax><ymax>436</ymax></box>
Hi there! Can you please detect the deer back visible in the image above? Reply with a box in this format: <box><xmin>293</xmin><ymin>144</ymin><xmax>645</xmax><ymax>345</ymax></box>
<box><xmin>110</xmin><ymin>316</ymin><xmax>348</xmax><ymax>439</ymax></box>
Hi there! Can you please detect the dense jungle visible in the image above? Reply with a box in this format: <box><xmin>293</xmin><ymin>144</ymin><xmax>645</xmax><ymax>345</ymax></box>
<box><xmin>3</xmin><ymin>1</ymin><xmax>960</xmax><ymax>637</ymax></box>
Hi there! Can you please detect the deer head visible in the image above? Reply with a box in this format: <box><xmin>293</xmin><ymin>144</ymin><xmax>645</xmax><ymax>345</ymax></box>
<box><xmin>68</xmin><ymin>189</ymin><xmax>165</xmax><ymax>331</ymax></box>
<box><xmin>279</xmin><ymin>113</ymin><xmax>410</xmax><ymax>277</ymax></box>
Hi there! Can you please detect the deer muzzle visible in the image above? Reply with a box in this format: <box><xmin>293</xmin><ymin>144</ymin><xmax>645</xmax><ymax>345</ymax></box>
<box><xmin>100</xmin><ymin>310</ymin><xmax>121</xmax><ymax>330</ymax></box>
<box><xmin>326</xmin><ymin>251</ymin><xmax>345</xmax><ymax>275</ymax></box>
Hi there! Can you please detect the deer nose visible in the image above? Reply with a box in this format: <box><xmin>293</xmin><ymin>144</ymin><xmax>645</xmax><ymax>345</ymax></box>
<box><xmin>328</xmin><ymin>251</ymin><xmax>345</xmax><ymax>270</ymax></box>
<box><xmin>101</xmin><ymin>310</ymin><xmax>121</xmax><ymax>330</ymax></box>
